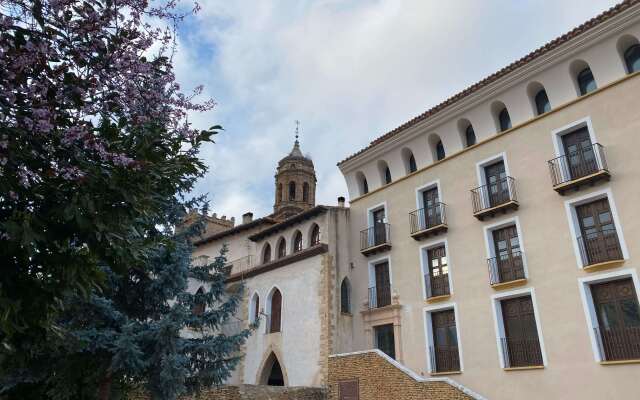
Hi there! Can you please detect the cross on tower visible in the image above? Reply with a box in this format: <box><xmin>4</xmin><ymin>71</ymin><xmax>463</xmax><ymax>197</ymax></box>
<box><xmin>295</xmin><ymin>120</ymin><xmax>300</xmax><ymax>142</ymax></box>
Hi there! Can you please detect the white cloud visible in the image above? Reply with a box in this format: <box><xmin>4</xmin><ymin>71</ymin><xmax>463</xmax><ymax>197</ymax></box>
<box><xmin>172</xmin><ymin>0</ymin><xmax>619</xmax><ymax>221</ymax></box>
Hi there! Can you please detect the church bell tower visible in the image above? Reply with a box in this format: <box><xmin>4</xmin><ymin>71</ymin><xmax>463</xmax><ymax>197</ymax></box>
<box><xmin>273</xmin><ymin>123</ymin><xmax>317</xmax><ymax>220</ymax></box>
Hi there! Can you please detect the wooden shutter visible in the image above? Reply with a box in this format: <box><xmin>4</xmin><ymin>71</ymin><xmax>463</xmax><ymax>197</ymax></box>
<box><xmin>501</xmin><ymin>296</ymin><xmax>543</xmax><ymax>367</ymax></box>
<box><xmin>270</xmin><ymin>290</ymin><xmax>282</xmax><ymax>333</ymax></box>
<box><xmin>338</xmin><ymin>380</ymin><xmax>359</xmax><ymax>400</ymax></box>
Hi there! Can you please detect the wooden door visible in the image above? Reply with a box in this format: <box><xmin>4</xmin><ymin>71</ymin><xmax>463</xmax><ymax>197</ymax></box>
<box><xmin>484</xmin><ymin>161</ymin><xmax>508</xmax><ymax>207</ymax></box>
<box><xmin>501</xmin><ymin>296</ymin><xmax>543</xmax><ymax>367</ymax></box>
<box><xmin>576</xmin><ymin>199</ymin><xmax>622</xmax><ymax>264</ymax></box>
<box><xmin>591</xmin><ymin>278</ymin><xmax>640</xmax><ymax>361</ymax></box>
<box><xmin>270</xmin><ymin>290</ymin><xmax>282</xmax><ymax>333</ymax></box>
<box><xmin>374</xmin><ymin>324</ymin><xmax>396</xmax><ymax>359</ymax></box>
<box><xmin>372</xmin><ymin>208</ymin><xmax>386</xmax><ymax>245</ymax></box>
<box><xmin>427</xmin><ymin>246</ymin><xmax>449</xmax><ymax>297</ymax></box>
<box><xmin>422</xmin><ymin>187</ymin><xmax>441</xmax><ymax>228</ymax></box>
<box><xmin>562</xmin><ymin>127</ymin><xmax>597</xmax><ymax>180</ymax></box>
<box><xmin>492</xmin><ymin>225</ymin><xmax>523</xmax><ymax>282</ymax></box>
<box><xmin>374</xmin><ymin>262</ymin><xmax>391</xmax><ymax>308</ymax></box>
<box><xmin>431</xmin><ymin>309</ymin><xmax>459</xmax><ymax>372</ymax></box>
<box><xmin>338</xmin><ymin>380</ymin><xmax>359</xmax><ymax>400</ymax></box>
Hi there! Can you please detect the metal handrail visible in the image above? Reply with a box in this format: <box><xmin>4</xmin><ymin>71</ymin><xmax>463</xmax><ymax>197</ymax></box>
<box><xmin>360</xmin><ymin>223</ymin><xmax>391</xmax><ymax>251</ymax></box>
<box><xmin>409</xmin><ymin>203</ymin><xmax>447</xmax><ymax>234</ymax></box>
<box><xmin>548</xmin><ymin>143</ymin><xmax>608</xmax><ymax>186</ymax></box>
<box><xmin>577</xmin><ymin>228</ymin><xmax>623</xmax><ymax>266</ymax></box>
<box><xmin>471</xmin><ymin>176</ymin><xmax>517</xmax><ymax>214</ymax></box>
<box><xmin>487</xmin><ymin>251</ymin><xmax>525</xmax><ymax>285</ymax></box>
<box><xmin>368</xmin><ymin>285</ymin><xmax>391</xmax><ymax>309</ymax></box>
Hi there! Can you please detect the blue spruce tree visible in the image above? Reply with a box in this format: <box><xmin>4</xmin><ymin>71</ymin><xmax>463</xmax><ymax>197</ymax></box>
<box><xmin>0</xmin><ymin>210</ymin><xmax>254</xmax><ymax>400</ymax></box>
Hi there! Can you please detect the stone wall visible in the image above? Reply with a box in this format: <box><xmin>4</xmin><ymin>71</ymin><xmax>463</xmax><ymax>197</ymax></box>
<box><xmin>129</xmin><ymin>384</ymin><xmax>325</xmax><ymax>400</ymax></box>
<box><xmin>327</xmin><ymin>350</ymin><xmax>484</xmax><ymax>400</ymax></box>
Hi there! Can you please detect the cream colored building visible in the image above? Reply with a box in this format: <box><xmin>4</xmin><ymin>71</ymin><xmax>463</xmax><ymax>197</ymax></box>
<box><xmin>337</xmin><ymin>2</ymin><xmax>640</xmax><ymax>399</ymax></box>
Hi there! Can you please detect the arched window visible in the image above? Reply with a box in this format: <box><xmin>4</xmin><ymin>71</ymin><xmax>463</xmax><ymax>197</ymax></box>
<box><xmin>288</xmin><ymin>181</ymin><xmax>296</xmax><ymax>201</ymax></box>
<box><xmin>262</xmin><ymin>243</ymin><xmax>272</xmax><ymax>264</ymax></box>
<box><xmin>435</xmin><ymin>140</ymin><xmax>445</xmax><ymax>161</ymax></box>
<box><xmin>384</xmin><ymin>167</ymin><xmax>392</xmax><ymax>184</ymax></box>
<box><xmin>250</xmin><ymin>293</ymin><xmax>260</xmax><ymax>324</ymax></box>
<box><xmin>293</xmin><ymin>231</ymin><xmax>303</xmax><ymax>253</ymax></box>
<box><xmin>269</xmin><ymin>289</ymin><xmax>282</xmax><ymax>333</ymax></box>
<box><xmin>192</xmin><ymin>286</ymin><xmax>205</xmax><ymax>316</ymax></box>
<box><xmin>340</xmin><ymin>278</ymin><xmax>351</xmax><ymax>314</ymax></box>
<box><xmin>302</xmin><ymin>182</ymin><xmax>309</xmax><ymax>202</ymax></box>
<box><xmin>577</xmin><ymin>67</ymin><xmax>596</xmax><ymax>95</ymax></box>
<box><xmin>277</xmin><ymin>183</ymin><xmax>282</xmax><ymax>203</ymax></box>
<box><xmin>310</xmin><ymin>224</ymin><xmax>320</xmax><ymax>246</ymax></box>
<box><xmin>498</xmin><ymin>108</ymin><xmax>512</xmax><ymax>132</ymax></box>
<box><xmin>277</xmin><ymin>238</ymin><xmax>286</xmax><ymax>259</ymax></box>
<box><xmin>356</xmin><ymin>172</ymin><xmax>368</xmax><ymax>195</ymax></box>
<box><xmin>408</xmin><ymin>154</ymin><xmax>417</xmax><ymax>173</ymax></box>
<box><xmin>534</xmin><ymin>89</ymin><xmax>551</xmax><ymax>115</ymax></box>
<box><xmin>465</xmin><ymin>125</ymin><xmax>476</xmax><ymax>147</ymax></box>
<box><xmin>362</xmin><ymin>178</ymin><xmax>368</xmax><ymax>194</ymax></box>
<box><xmin>625</xmin><ymin>44</ymin><xmax>640</xmax><ymax>73</ymax></box>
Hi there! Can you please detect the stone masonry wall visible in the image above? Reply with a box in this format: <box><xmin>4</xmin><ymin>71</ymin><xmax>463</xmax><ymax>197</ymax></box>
<box><xmin>129</xmin><ymin>384</ymin><xmax>325</xmax><ymax>400</ymax></box>
<box><xmin>327</xmin><ymin>351</ymin><xmax>480</xmax><ymax>400</ymax></box>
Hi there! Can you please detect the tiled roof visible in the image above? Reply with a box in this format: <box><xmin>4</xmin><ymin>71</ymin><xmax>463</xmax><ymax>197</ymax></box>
<box><xmin>248</xmin><ymin>205</ymin><xmax>330</xmax><ymax>241</ymax></box>
<box><xmin>193</xmin><ymin>216</ymin><xmax>277</xmax><ymax>246</ymax></box>
<box><xmin>337</xmin><ymin>0</ymin><xmax>638</xmax><ymax>167</ymax></box>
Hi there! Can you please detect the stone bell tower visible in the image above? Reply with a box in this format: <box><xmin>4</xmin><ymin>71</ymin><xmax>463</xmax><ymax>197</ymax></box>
<box><xmin>273</xmin><ymin>124</ymin><xmax>316</xmax><ymax>220</ymax></box>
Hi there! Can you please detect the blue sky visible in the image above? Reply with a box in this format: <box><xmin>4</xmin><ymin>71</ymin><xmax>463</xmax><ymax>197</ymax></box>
<box><xmin>172</xmin><ymin>0</ymin><xmax>619</xmax><ymax>222</ymax></box>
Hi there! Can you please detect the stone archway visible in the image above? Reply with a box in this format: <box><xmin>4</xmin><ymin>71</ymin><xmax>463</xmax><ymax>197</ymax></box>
<box><xmin>257</xmin><ymin>351</ymin><xmax>288</xmax><ymax>386</ymax></box>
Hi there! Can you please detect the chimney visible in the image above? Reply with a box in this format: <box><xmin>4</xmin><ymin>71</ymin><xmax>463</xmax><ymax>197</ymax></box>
<box><xmin>242</xmin><ymin>212</ymin><xmax>254</xmax><ymax>224</ymax></box>
<box><xmin>337</xmin><ymin>196</ymin><xmax>345</xmax><ymax>207</ymax></box>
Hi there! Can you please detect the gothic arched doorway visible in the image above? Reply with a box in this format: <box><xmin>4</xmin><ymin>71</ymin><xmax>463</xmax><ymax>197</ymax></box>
<box><xmin>258</xmin><ymin>352</ymin><xmax>287</xmax><ymax>386</ymax></box>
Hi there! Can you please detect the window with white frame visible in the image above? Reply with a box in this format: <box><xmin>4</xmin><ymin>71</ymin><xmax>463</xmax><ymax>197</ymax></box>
<box><xmin>491</xmin><ymin>288</ymin><xmax>546</xmax><ymax>369</ymax></box>
<box><xmin>473</xmin><ymin>153</ymin><xmax>516</xmax><ymax>213</ymax></box>
<box><xmin>549</xmin><ymin>117</ymin><xmax>608</xmax><ymax>188</ymax></box>
<box><xmin>365</xmin><ymin>203</ymin><xmax>388</xmax><ymax>248</ymax></box>
<box><xmin>249</xmin><ymin>292</ymin><xmax>260</xmax><ymax>324</ymax></box>
<box><xmin>368</xmin><ymin>257</ymin><xmax>392</xmax><ymax>309</ymax></box>
<box><xmin>578</xmin><ymin>269</ymin><xmax>640</xmax><ymax>363</ymax></box>
<box><xmin>483</xmin><ymin>217</ymin><xmax>527</xmax><ymax>286</ymax></box>
<box><xmin>412</xmin><ymin>181</ymin><xmax>445</xmax><ymax>233</ymax></box>
<box><xmin>424</xmin><ymin>304</ymin><xmax>462</xmax><ymax>373</ymax></box>
<box><xmin>420</xmin><ymin>240</ymin><xmax>452</xmax><ymax>300</ymax></box>
<box><xmin>564</xmin><ymin>188</ymin><xmax>628</xmax><ymax>269</ymax></box>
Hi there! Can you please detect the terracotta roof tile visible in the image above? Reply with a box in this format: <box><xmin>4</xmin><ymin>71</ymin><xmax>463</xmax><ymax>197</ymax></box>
<box><xmin>337</xmin><ymin>0</ymin><xmax>638</xmax><ymax>166</ymax></box>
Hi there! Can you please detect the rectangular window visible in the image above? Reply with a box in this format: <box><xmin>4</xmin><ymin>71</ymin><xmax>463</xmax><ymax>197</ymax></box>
<box><xmin>374</xmin><ymin>324</ymin><xmax>396</xmax><ymax>359</ymax></box>
<box><xmin>368</xmin><ymin>261</ymin><xmax>391</xmax><ymax>309</ymax></box>
<box><xmin>499</xmin><ymin>295</ymin><xmax>544</xmax><ymax>368</ymax></box>
<box><xmin>484</xmin><ymin>160</ymin><xmax>508</xmax><ymax>208</ymax></box>
<box><xmin>489</xmin><ymin>225</ymin><xmax>525</xmax><ymax>285</ymax></box>
<box><xmin>576</xmin><ymin>198</ymin><xmax>623</xmax><ymax>266</ymax></box>
<box><xmin>591</xmin><ymin>278</ymin><xmax>640</xmax><ymax>361</ymax></box>
<box><xmin>426</xmin><ymin>246</ymin><xmax>450</xmax><ymax>299</ymax></box>
<box><xmin>372</xmin><ymin>208</ymin><xmax>386</xmax><ymax>246</ymax></box>
<box><xmin>430</xmin><ymin>309</ymin><xmax>460</xmax><ymax>373</ymax></box>
<box><xmin>338</xmin><ymin>380</ymin><xmax>359</xmax><ymax>400</ymax></box>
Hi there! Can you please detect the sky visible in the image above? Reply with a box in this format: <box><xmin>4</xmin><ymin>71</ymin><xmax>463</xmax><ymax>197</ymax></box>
<box><xmin>172</xmin><ymin>0</ymin><xmax>620</xmax><ymax>222</ymax></box>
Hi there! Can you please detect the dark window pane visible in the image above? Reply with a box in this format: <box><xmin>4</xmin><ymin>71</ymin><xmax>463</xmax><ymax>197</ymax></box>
<box><xmin>384</xmin><ymin>167</ymin><xmax>392</xmax><ymax>184</ymax></box>
<box><xmin>436</xmin><ymin>141</ymin><xmax>445</xmax><ymax>161</ymax></box>
<box><xmin>498</xmin><ymin>108</ymin><xmax>512</xmax><ymax>131</ymax></box>
<box><xmin>408</xmin><ymin>154</ymin><xmax>417</xmax><ymax>173</ymax></box>
<box><xmin>534</xmin><ymin>89</ymin><xmax>551</xmax><ymax>115</ymax></box>
<box><xmin>625</xmin><ymin>44</ymin><xmax>640</xmax><ymax>73</ymax></box>
<box><xmin>465</xmin><ymin>125</ymin><xmax>476</xmax><ymax>147</ymax></box>
<box><xmin>578</xmin><ymin>68</ymin><xmax>597</xmax><ymax>95</ymax></box>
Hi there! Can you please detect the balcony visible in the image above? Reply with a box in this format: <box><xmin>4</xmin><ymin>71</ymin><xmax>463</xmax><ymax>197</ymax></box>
<box><xmin>578</xmin><ymin>228</ymin><xmax>624</xmax><ymax>270</ymax></box>
<box><xmin>594</xmin><ymin>326</ymin><xmax>640</xmax><ymax>363</ymax></box>
<box><xmin>471</xmin><ymin>176</ymin><xmax>518</xmax><ymax>220</ymax></box>
<box><xmin>425</xmin><ymin>273</ymin><xmax>450</xmax><ymax>302</ymax></box>
<box><xmin>409</xmin><ymin>203</ymin><xmax>448</xmax><ymax>240</ymax></box>
<box><xmin>500</xmin><ymin>337</ymin><xmax>544</xmax><ymax>369</ymax></box>
<box><xmin>360</xmin><ymin>223</ymin><xmax>391</xmax><ymax>256</ymax></box>
<box><xmin>488</xmin><ymin>251</ymin><xmax>526</xmax><ymax>289</ymax></box>
<box><xmin>548</xmin><ymin>143</ymin><xmax>610</xmax><ymax>195</ymax></box>
<box><xmin>225</xmin><ymin>255</ymin><xmax>253</xmax><ymax>276</ymax></box>
<box><xmin>428</xmin><ymin>345</ymin><xmax>460</xmax><ymax>374</ymax></box>
<box><xmin>368</xmin><ymin>285</ymin><xmax>392</xmax><ymax>310</ymax></box>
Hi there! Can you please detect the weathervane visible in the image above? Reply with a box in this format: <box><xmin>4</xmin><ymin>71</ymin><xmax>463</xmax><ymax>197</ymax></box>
<box><xmin>295</xmin><ymin>120</ymin><xmax>300</xmax><ymax>142</ymax></box>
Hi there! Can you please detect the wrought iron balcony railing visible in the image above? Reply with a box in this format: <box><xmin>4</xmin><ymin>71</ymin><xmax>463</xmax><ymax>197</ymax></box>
<box><xmin>548</xmin><ymin>143</ymin><xmax>608</xmax><ymax>189</ymax></box>
<box><xmin>487</xmin><ymin>251</ymin><xmax>526</xmax><ymax>286</ymax></box>
<box><xmin>409</xmin><ymin>203</ymin><xmax>447</xmax><ymax>236</ymax></box>
<box><xmin>368</xmin><ymin>285</ymin><xmax>391</xmax><ymax>310</ymax></box>
<box><xmin>428</xmin><ymin>345</ymin><xmax>460</xmax><ymax>373</ymax></box>
<box><xmin>593</xmin><ymin>326</ymin><xmax>640</xmax><ymax>362</ymax></box>
<box><xmin>360</xmin><ymin>223</ymin><xmax>391</xmax><ymax>253</ymax></box>
<box><xmin>425</xmin><ymin>273</ymin><xmax>450</xmax><ymax>299</ymax></box>
<box><xmin>471</xmin><ymin>176</ymin><xmax>518</xmax><ymax>217</ymax></box>
<box><xmin>500</xmin><ymin>337</ymin><xmax>543</xmax><ymax>368</ymax></box>
<box><xmin>577</xmin><ymin>228</ymin><xmax>623</xmax><ymax>267</ymax></box>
